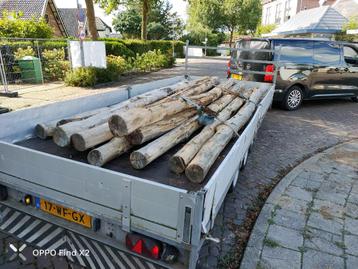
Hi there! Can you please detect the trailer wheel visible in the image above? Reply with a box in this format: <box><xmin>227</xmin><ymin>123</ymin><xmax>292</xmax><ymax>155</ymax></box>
<box><xmin>240</xmin><ymin>151</ymin><xmax>249</xmax><ymax>171</ymax></box>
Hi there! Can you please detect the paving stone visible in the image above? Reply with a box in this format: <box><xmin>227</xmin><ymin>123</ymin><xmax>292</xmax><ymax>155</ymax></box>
<box><xmin>261</xmin><ymin>246</ymin><xmax>301</xmax><ymax>269</ymax></box>
<box><xmin>315</xmin><ymin>190</ymin><xmax>348</xmax><ymax>206</ymax></box>
<box><xmin>304</xmin><ymin>227</ymin><xmax>344</xmax><ymax>256</ymax></box>
<box><xmin>312</xmin><ymin>199</ymin><xmax>345</xmax><ymax>219</ymax></box>
<box><xmin>266</xmin><ymin>224</ymin><xmax>303</xmax><ymax>250</ymax></box>
<box><xmin>347</xmin><ymin>192</ymin><xmax>358</xmax><ymax>206</ymax></box>
<box><xmin>345</xmin><ymin>234</ymin><xmax>358</xmax><ymax>256</ymax></box>
<box><xmin>345</xmin><ymin>217</ymin><xmax>358</xmax><ymax>236</ymax></box>
<box><xmin>345</xmin><ymin>202</ymin><xmax>358</xmax><ymax>218</ymax></box>
<box><xmin>302</xmin><ymin>249</ymin><xmax>344</xmax><ymax>269</ymax></box>
<box><xmin>276</xmin><ymin>196</ymin><xmax>308</xmax><ymax>214</ymax></box>
<box><xmin>273</xmin><ymin>208</ymin><xmax>306</xmax><ymax>231</ymax></box>
<box><xmin>346</xmin><ymin>255</ymin><xmax>358</xmax><ymax>269</ymax></box>
<box><xmin>240</xmin><ymin>246</ymin><xmax>260</xmax><ymax>269</ymax></box>
<box><xmin>291</xmin><ymin>175</ymin><xmax>321</xmax><ymax>190</ymax></box>
<box><xmin>307</xmin><ymin>212</ymin><xmax>344</xmax><ymax>235</ymax></box>
<box><xmin>285</xmin><ymin>185</ymin><xmax>313</xmax><ymax>202</ymax></box>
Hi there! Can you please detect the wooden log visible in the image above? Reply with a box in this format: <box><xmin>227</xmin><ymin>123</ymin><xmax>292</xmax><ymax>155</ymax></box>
<box><xmin>129</xmin><ymin>90</ymin><xmax>236</xmax><ymax>169</ymax></box>
<box><xmin>170</xmin><ymin>97</ymin><xmax>245</xmax><ymax>174</ymax></box>
<box><xmin>87</xmin><ymin>137</ymin><xmax>131</xmax><ymax>166</ymax></box>
<box><xmin>185</xmin><ymin>88</ymin><xmax>266</xmax><ymax>183</ymax></box>
<box><xmin>109</xmin><ymin>86</ymin><xmax>223</xmax><ymax>137</ymax></box>
<box><xmin>52</xmin><ymin>82</ymin><xmax>196</xmax><ymax>147</ymax></box>
<box><xmin>127</xmin><ymin>109</ymin><xmax>196</xmax><ymax>145</ymax></box>
<box><xmin>35</xmin><ymin>107</ymin><xmax>109</xmax><ymax>139</ymax></box>
<box><xmin>71</xmin><ymin>123</ymin><xmax>113</xmax><ymax>151</ymax></box>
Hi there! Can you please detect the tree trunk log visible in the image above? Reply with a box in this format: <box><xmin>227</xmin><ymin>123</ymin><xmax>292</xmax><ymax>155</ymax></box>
<box><xmin>52</xmin><ymin>82</ymin><xmax>197</xmax><ymax>147</ymax></box>
<box><xmin>129</xmin><ymin>90</ymin><xmax>236</xmax><ymax>169</ymax></box>
<box><xmin>109</xmin><ymin>87</ymin><xmax>223</xmax><ymax>137</ymax></box>
<box><xmin>127</xmin><ymin>109</ymin><xmax>196</xmax><ymax>145</ymax></box>
<box><xmin>185</xmin><ymin>88</ymin><xmax>266</xmax><ymax>183</ymax></box>
<box><xmin>170</xmin><ymin>97</ymin><xmax>244</xmax><ymax>174</ymax></box>
<box><xmin>87</xmin><ymin>137</ymin><xmax>131</xmax><ymax>166</ymax></box>
<box><xmin>71</xmin><ymin>123</ymin><xmax>113</xmax><ymax>151</ymax></box>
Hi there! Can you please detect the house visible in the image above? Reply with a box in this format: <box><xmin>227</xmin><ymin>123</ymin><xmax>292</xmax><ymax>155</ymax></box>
<box><xmin>269</xmin><ymin>6</ymin><xmax>348</xmax><ymax>37</ymax></box>
<box><xmin>58</xmin><ymin>8</ymin><xmax>112</xmax><ymax>38</ymax></box>
<box><xmin>261</xmin><ymin>0</ymin><xmax>336</xmax><ymax>26</ymax></box>
<box><xmin>0</xmin><ymin>0</ymin><xmax>68</xmax><ymax>37</ymax></box>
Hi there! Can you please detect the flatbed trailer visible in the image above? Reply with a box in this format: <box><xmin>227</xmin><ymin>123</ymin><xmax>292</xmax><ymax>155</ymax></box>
<box><xmin>0</xmin><ymin>45</ymin><xmax>278</xmax><ymax>269</ymax></box>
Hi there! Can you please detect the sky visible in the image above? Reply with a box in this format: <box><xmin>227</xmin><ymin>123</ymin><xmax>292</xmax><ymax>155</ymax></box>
<box><xmin>54</xmin><ymin>0</ymin><xmax>188</xmax><ymax>32</ymax></box>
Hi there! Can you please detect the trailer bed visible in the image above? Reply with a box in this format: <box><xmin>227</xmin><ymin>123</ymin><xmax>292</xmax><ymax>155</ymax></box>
<box><xmin>16</xmin><ymin>134</ymin><xmax>238</xmax><ymax>191</ymax></box>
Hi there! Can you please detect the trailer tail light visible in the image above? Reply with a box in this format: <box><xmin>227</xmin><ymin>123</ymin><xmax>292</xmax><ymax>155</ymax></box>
<box><xmin>227</xmin><ymin>61</ymin><xmax>231</xmax><ymax>77</ymax></box>
<box><xmin>264</xmin><ymin>64</ymin><xmax>274</xmax><ymax>83</ymax></box>
<box><xmin>126</xmin><ymin>233</ymin><xmax>162</xmax><ymax>260</ymax></box>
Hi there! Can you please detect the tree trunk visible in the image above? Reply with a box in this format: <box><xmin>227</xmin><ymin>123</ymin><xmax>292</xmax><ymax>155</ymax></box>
<box><xmin>141</xmin><ymin>0</ymin><xmax>150</xmax><ymax>40</ymax></box>
<box><xmin>229</xmin><ymin>28</ymin><xmax>234</xmax><ymax>48</ymax></box>
<box><xmin>185</xmin><ymin>88</ymin><xmax>266</xmax><ymax>183</ymax></box>
<box><xmin>109</xmin><ymin>87</ymin><xmax>223</xmax><ymax>136</ymax></box>
<box><xmin>85</xmin><ymin>0</ymin><xmax>99</xmax><ymax>40</ymax></box>
<box><xmin>170</xmin><ymin>97</ymin><xmax>244</xmax><ymax>174</ymax></box>
<box><xmin>72</xmin><ymin>123</ymin><xmax>113</xmax><ymax>151</ymax></box>
<box><xmin>127</xmin><ymin>109</ymin><xmax>196</xmax><ymax>145</ymax></box>
<box><xmin>87</xmin><ymin>137</ymin><xmax>131</xmax><ymax>166</ymax></box>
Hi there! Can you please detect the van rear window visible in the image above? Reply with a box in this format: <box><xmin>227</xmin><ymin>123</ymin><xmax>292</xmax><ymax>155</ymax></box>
<box><xmin>274</xmin><ymin>40</ymin><xmax>314</xmax><ymax>64</ymax></box>
<box><xmin>234</xmin><ymin>40</ymin><xmax>270</xmax><ymax>61</ymax></box>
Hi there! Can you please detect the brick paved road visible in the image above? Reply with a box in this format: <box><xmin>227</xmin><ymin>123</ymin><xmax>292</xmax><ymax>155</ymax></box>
<box><xmin>240</xmin><ymin>140</ymin><xmax>358</xmax><ymax>269</ymax></box>
<box><xmin>197</xmin><ymin>99</ymin><xmax>358</xmax><ymax>268</ymax></box>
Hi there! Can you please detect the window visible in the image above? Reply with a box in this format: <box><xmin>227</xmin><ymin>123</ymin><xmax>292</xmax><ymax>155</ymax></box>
<box><xmin>313</xmin><ymin>42</ymin><xmax>341</xmax><ymax>66</ymax></box>
<box><xmin>265</xmin><ymin>7</ymin><xmax>272</xmax><ymax>24</ymax></box>
<box><xmin>344</xmin><ymin>46</ymin><xmax>358</xmax><ymax>66</ymax></box>
<box><xmin>274</xmin><ymin>40</ymin><xmax>314</xmax><ymax>64</ymax></box>
<box><xmin>284</xmin><ymin>0</ymin><xmax>291</xmax><ymax>21</ymax></box>
<box><xmin>275</xmin><ymin>3</ymin><xmax>282</xmax><ymax>24</ymax></box>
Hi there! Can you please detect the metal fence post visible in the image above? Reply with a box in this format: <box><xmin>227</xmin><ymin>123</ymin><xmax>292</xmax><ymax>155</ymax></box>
<box><xmin>0</xmin><ymin>49</ymin><xmax>9</xmax><ymax>93</ymax></box>
<box><xmin>185</xmin><ymin>40</ymin><xmax>189</xmax><ymax>79</ymax></box>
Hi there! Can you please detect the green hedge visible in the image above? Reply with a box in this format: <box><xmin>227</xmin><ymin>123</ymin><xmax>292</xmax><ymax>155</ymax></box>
<box><xmin>104</xmin><ymin>41</ymin><xmax>134</xmax><ymax>58</ymax></box>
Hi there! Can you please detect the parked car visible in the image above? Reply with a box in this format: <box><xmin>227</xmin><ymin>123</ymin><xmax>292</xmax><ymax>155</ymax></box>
<box><xmin>228</xmin><ymin>38</ymin><xmax>358</xmax><ymax>110</ymax></box>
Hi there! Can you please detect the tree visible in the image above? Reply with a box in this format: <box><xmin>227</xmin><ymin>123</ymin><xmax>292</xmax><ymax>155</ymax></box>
<box><xmin>85</xmin><ymin>0</ymin><xmax>99</xmax><ymax>40</ymax></box>
<box><xmin>255</xmin><ymin>24</ymin><xmax>277</xmax><ymax>37</ymax></box>
<box><xmin>188</xmin><ymin>0</ymin><xmax>262</xmax><ymax>47</ymax></box>
<box><xmin>96</xmin><ymin>0</ymin><xmax>158</xmax><ymax>40</ymax></box>
<box><xmin>112</xmin><ymin>0</ymin><xmax>184</xmax><ymax>40</ymax></box>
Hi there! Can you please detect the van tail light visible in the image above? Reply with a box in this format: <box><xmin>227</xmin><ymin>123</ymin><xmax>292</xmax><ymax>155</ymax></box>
<box><xmin>227</xmin><ymin>61</ymin><xmax>231</xmax><ymax>77</ymax></box>
<box><xmin>126</xmin><ymin>233</ymin><xmax>162</xmax><ymax>260</ymax></box>
<box><xmin>264</xmin><ymin>64</ymin><xmax>274</xmax><ymax>82</ymax></box>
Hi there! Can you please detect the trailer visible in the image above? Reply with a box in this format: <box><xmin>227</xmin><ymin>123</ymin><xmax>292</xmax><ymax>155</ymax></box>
<box><xmin>0</xmin><ymin>45</ymin><xmax>278</xmax><ymax>269</ymax></box>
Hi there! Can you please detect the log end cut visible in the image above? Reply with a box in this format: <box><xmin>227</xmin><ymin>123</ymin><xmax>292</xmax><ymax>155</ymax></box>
<box><xmin>35</xmin><ymin>124</ymin><xmax>50</xmax><ymax>139</ymax></box>
<box><xmin>53</xmin><ymin>127</ymin><xmax>70</xmax><ymax>147</ymax></box>
<box><xmin>126</xmin><ymin>130</ymin><xmax>143</xmax><ymax>145</ymax></box>
<box><xmin>130</xmin><ymin>151</ymin><xmax>148</xmax><ymax>170</ymax></box>
<box><xmin>169</xmin><ymin>155</ymin><xmax>186</xmax><ymax>174</ymax></box>
<box><xmin>185</xmin><ymin>164</ymin><xmax>205</xmax><ymax>183</ymax></box>
<box><xmin>87</xmin><ymin>149</ymin><xmax>104</xmax><ymax>166</ymax></box>
<box><xmin>108</xmin><ymin>115</ymin><xmax>128</xmax><ymax>137</ymax></box>
<box><xmin>71</xmin><ymin>134</ymin><xmax>87</xmax><ymax>152</ymax></box>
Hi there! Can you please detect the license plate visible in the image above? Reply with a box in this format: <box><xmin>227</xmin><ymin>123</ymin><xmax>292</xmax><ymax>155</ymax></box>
<box><xmin>231</xmin><ymin>74</ymin><xmax>242</xmax><ymax>80</ymax></box>
<box><xmin>39</xmin><ymin>199</ymin><xmax>92</xmax><ymax>228</ymax></box>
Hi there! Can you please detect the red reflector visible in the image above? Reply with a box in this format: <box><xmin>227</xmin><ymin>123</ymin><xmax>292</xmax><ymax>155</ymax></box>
<box><xmin>132</xmin><ymin>239</ymin><xmax>143</xmax><ymax>254</ymax></box>
<box><xmin>151</xmin><ymin>245</ymin><xmax>160</xmax><ymax>259</ymax></box>
<box><xmin>264</xmin><ymin>64</ymin><xmax>274</xmax><ymax>82</ymax></box>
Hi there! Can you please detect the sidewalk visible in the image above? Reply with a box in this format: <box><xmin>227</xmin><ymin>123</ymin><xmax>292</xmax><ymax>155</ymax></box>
<box><xmin>241</xmin><ymin>139</ymin><xmax>358</xmax><ymax>269</ymax></box>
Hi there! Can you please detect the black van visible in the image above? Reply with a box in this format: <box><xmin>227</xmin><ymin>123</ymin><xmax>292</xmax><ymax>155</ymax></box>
<box><xmin>228</xmin><ymin>38</ymin><xmax>358</xmax><ymax>110</ymax></box>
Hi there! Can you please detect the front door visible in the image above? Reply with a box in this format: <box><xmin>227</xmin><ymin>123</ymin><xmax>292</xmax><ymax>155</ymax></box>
<box><xmin>309</xmin><ymin>42</ymin><xmax>345</xmax><ymax>98</ymax></box>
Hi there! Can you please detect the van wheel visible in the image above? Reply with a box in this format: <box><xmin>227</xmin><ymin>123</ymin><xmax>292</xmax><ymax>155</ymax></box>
<box><xmin>282</xmin><ymin>86</ymin><xmax>303</xmax><ymax>110</ymax></box>
<box><xmin>352</xmin><ymin>96</ymin><xmax>358</xmax><ymax>102</ymax></box>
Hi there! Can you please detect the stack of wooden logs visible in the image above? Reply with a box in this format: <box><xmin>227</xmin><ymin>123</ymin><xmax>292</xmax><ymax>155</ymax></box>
<box><xmin>35</xmin><ymin>77</ymin><xmax>267</xmax><ymax>184</ymax></box>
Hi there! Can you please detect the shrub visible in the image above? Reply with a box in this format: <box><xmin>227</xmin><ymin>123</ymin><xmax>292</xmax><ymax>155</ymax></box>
<box><xmin>105</xmin><ymin>41</ymin><xmax>134</xmax><ymax>58</ymax></box>
<box><xmin>14</xmin><ymin>46</ymin><xmax>34</xmax><ymax>60</ymax></box>
<box><xmin>42</xmin><ymin>48</ymin><xmax>69</xmax><ymax>81</ymax></box>
<box><xmin>0</xmin><ymin>11</ymin><xmax>53</xmax><ymax>38</ymax></box>
<box><xmin>65</xmin><ymin>67</ymin><xmax>97</xmax><ymax>87</ymax></box>
<box><xmin>130</xmin><ymin>49</ymin><xmax>174</xmax><ymax>71</ymax></box>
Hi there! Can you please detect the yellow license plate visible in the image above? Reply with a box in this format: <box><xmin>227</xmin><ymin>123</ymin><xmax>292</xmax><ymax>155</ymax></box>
<box><xmin>231</xmin><ymin>74</ymin><xmax>242</xmax><ymax>80</ymax></box>
<box><xmin>40</xmin><ymin>199</ymin><xmax>92</xmax><ymax>228</ymax></box>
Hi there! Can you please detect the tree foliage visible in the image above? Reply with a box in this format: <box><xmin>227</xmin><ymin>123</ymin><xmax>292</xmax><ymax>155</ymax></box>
<box><xmin>187</xmin><ymin>0</ymin><xmax>262</xmax><ymax>46</ymax></box>
<box><xmin>0</xmin><ymin>11</ymin><xmax>53</xmax><ymax>38</ymax></box>
<box><xmin>255</xmin><ymin>24</ymin><xmax>277</xmax><ymax>37</ymax></box>
<box><xmin>113</xmin><ymin>0</ymin><xmax>184</xmax><ymax>40</ymax></box>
